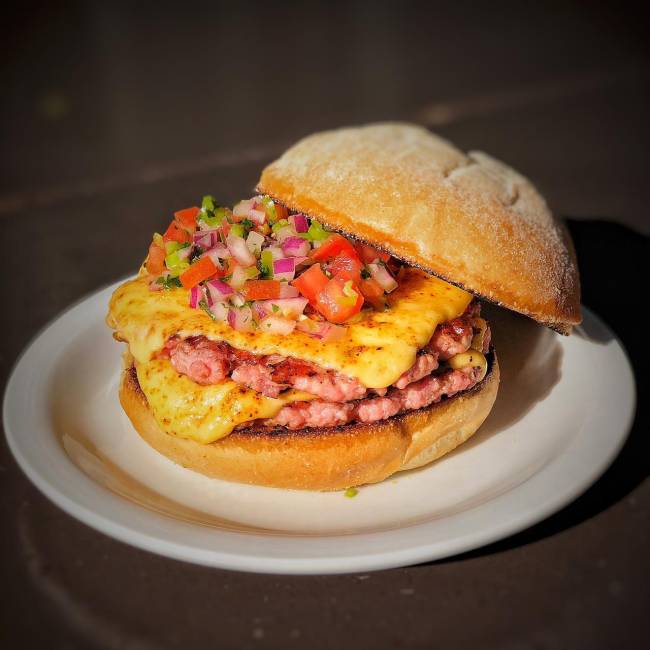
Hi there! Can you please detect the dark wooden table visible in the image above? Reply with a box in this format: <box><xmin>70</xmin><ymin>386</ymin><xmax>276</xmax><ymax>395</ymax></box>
<box><xmin>2</xmin><ymin>3</ymin><xmax>648</xmax><ymax>648</ymax></box>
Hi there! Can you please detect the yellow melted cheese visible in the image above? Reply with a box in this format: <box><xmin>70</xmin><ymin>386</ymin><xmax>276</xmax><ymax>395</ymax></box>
<box><xmin>137</xmin><ymin>359</ymin><xmax>316</xmax><ymax>443</ymax></box>
<box><xmin>108</xmin><ymin>268</ymin><xmax>472</xmax><ymax>389</ymax></box>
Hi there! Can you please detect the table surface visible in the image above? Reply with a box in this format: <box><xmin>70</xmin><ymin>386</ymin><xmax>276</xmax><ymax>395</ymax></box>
<box><xmin>1</xmin><ymin>3</ymin><xmax>648</xmax><ymax>648</ymax></box>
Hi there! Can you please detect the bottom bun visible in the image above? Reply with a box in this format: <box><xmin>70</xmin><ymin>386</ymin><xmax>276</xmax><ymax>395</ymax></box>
<box><xmin>120</xmin><ymin>354</ymin><xmax>499</xmax><ymax>491</ymax></box>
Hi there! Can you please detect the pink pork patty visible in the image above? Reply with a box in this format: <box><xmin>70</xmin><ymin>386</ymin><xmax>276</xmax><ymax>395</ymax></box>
<box><xmin>160</xmin><ymin>302</ymin><xmax>490</xmax><ymax>427</ymax></box>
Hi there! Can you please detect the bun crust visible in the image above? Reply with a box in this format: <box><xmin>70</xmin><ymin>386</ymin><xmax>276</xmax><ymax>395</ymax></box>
<box><xmin>257</xmin><ymin>123</ymin><xmax>580</xmax><ymax>333</ymax></box>
<box><xmin>119</xmin><ymin>356</ymin><xmax>499</xmax><ymax>491</ymax></box>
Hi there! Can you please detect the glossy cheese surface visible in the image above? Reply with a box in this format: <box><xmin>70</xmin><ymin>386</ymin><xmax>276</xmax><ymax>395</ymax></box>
<box><xmin>136</xmin><ymin>359</ymin><xmax>316</xmax><ymax>443</ymax></box>
<box><xmin>109</xmin><ymin>268</ymin><xmax>473</xmax><ymax>390</ymax></box>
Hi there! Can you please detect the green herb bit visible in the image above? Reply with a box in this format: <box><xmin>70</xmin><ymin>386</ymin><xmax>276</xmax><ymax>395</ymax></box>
<box><xmin>158</xmin><ymin>275</ymin><xmax>182</xmax><ymax>290</ymax></box>
<box><xmin>271</xmin><ymin>304</ymin><xmax>280</xmax><ymax>313</ymax></box>
<box><xmin>240</xmin><ymin>218</ymin><xmax>254</xmax><ymax>229</ymax></box>
<box><xmin>344</xmin><ymin>488</ymin><xmax>359</xmax><ymax>498</ymax></box>
<box><xmin>198</xmin><ymin>299</ymin><xmax>216</xmax><ymax>320</ymax></box>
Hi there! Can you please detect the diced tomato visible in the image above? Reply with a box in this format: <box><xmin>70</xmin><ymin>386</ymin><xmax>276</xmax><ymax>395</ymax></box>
<box><xmin>274</xmin><ymin>204</ymin><xmax>289</xmax><ymax>221</ymax></box>
<box><xmin>243</xmin><ymin>280</ymin><xmax>281</xmax><ymax>300</ymax></box>
<box><xmin>359</xmin><ymin>277</ymin><xmax>387</xmax><ymax>310</ymax></box>
<box><xmin>314</xmin><ymin>277</ymin><xmax>364</xmax><ymax>323</ymax></box>
<box><xmin>146</xmin><ymin>242</ymin><xmax>166</xmax><ymax>276</ymax></box>
<box><xmin>163</xmin><ymin>220</ymin><xmax>192</xmax><ymax>244</ymax></box>
<box><xmin>179</xmin><ymin>257</ymin><xmax>218</xmax><ymax>289</ymax></box>
<box><xmin>174</xmin><ymin>206</ymin><xmax>200</xmax><ymax>231</ymax></box>
<box><xmin>292</xmin><ymin>263</ymin><xmax>329</xmax><ymax>302</ymax></box>
<box><xmin>220</xmin><ymin>221</ymin><xmax>232</xmax><ymax>238</ymax></box>
<box><xmin>354</xmin><ymin>242</ymin><xmax>391</xmax><ymax>264</ymax></box>
<box><xmin>329</xmin><ymin>253</ymin><xmax>363</xmax><ymax>282</ymax></box>
<box><xmin>311</xmin><ymin>234</ymin><xmax>358</xmax><ymax>262</ymax></box>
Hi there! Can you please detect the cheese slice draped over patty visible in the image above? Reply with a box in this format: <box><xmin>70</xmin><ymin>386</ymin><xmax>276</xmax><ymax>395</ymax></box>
<box><xmin>136</xmin><ymin>359</ymin><xmax>316</xmax><ymax>443</ymax></box>
<box><xmin>108</xmin><ymin>267</ymin><xmax>472</xmax><ymax>390</ymax></box>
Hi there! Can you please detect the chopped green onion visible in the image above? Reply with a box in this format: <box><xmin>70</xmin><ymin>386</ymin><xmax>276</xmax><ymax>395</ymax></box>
<box><xmin>260</xmin><ymin>196</ymin><xmax>277</xmax><ymax>222</ymax></box>
<box><xmin>260</xmin><ymin>250</ymin><xmax>274</xmax><ymax>277</ymax></box>
<box><xmin>271</xmin><ymin>219</ymin><xmax>289</xmax><ymax>233</ymax></box>
<box><xmin>165</xmin><ymin>250</ymin><xmax>190</xmax><ymax>273</ymax></box>
<box><xmin>240</xmin><ymin>218</ymin><xmax>254</xmax><ymax>229</ymax></box>
<box><xmin>230</xmin><ymin>223</ymin><xmax>246</xmax><ymax>238</ymax></box>
<box><xmin>339</xmin><ymin>280</ymin><xmax>358</xmax><ymax>306</ymax></box>
<box><xmin>344</xmin><ymin>488</ymin><xmax>358</xmax><ymax>498</ymax></box>
<box><xmin>201</xmin><ymin>195</ymin><xmax>216</xmax><ymax>212</ymax></box>
<box><xmin>307</xmin><ymin>221</ymin><xmax>330</xmax><ymax>241</ymax></box>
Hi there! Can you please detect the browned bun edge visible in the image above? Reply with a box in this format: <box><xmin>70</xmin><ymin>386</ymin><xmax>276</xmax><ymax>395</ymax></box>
<box><xmin>256</xmin><ymin>123</ymin><xmax>581</xmax><ymax>334</ymax></box>
<box><xmin>119</xmin><ymin>355</ymin><xmax>500</xmax><ymax>491</ymax></box>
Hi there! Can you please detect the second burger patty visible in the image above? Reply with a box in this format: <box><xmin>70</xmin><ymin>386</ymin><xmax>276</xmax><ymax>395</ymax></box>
<box><xmin>157</xmin><ymin>301</ymin><xmax>491</xmax><ymax>429</ymax></box>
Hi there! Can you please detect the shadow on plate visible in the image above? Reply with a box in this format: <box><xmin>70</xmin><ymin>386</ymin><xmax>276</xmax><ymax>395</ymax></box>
<box><xmin>426</xmin><ymin>219</ymin><xmax>648</xmax><ymax>565</ymax></box>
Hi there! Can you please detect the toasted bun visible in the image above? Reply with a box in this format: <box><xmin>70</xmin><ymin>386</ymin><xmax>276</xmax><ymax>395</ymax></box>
<box><xmin>119</xmin><ymin>356</ymin><xmax>499</xmax><ymax>491</ymax></box>
<box><xmin>257</xmin><ymin>123</ymin><xmax>580</xmax><ymax>334</ymax></box>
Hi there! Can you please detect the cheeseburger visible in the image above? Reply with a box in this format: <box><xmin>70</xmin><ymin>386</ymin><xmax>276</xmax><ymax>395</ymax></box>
<box><xmin>107</xmin><ymin>123</ymin><xmax>581</xmax><ymax>490</ymax></box>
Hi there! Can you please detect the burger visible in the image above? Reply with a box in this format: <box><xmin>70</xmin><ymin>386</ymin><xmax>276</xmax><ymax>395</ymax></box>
<box><xmin>107</xmin><ymin>123</ymin><xmax>581</xmax><ymax>490</ymax></box>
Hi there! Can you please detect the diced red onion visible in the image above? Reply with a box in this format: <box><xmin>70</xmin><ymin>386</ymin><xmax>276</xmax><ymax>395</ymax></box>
<box><xmin>368</xmin><ymin>263</ymin><xmax>398</xmax><ymax>293</ymax></box>
<box><xmin>258</xmin><ymin>315</ymin><xmax>296</xmax><ymax>335</ymax></box>
<box><xmin>205</xmin><ymin>279</ymin><xmax>233</xmax><ymax>303</ymax></box>
<box><xmin>246</xmin><ymin>230</ymin><xmax>265</xmax><ymax>254</ymax></box>
<box><xmin>296</xmin><ymin>318</ymin><xmax>346</xmax><ymax>342</ymax></box>
<box><xmin>193</xmin><ymin>230</ymin><xmax>218</xmax><ymax>247</ymax></box>
<box><xmin>229</xmin><ymin>264</ymin><xmax>248</xmax><ymax>289</ymax></box>
<box><xmin>282</xmin><ymin>236</ymin><xmax>311</xmax><ymax>258</ymax></box>
<box><xmin>289</xmin><ymin>213</ymin><xmax>309</xmax><ymax>233</ymax></box>
<box><xmin>189</xmin><ymin>285</ymin><xmax>203</xmax><ymax>309</ymax></box>
<box><xmin>260</xmin><ymin>297</ymin><xmax>308</xmax><ymax>319</ymax></box>
<box><xmin>279</xmin><ymin>283</ymin><xmax>299</xmax><ymax>298</ymax></box>
<box><xmin>251</xmin><ymin>301</ymin><xmax>268</xmax><ymax>321</ymax></box>
<box><xmin>273</xmin><ymin>257</ymin><xmax>295</xmax><ymax>281</ymax></box>
<box><xmin>227</xmin><ymin>233</ymin><xmax>256</xmax><ymax>267</ymax></box>
<box><xmin>228</xmin><ymin>306</ymin><xmax>254</xmax><ymax>332</ymax></box>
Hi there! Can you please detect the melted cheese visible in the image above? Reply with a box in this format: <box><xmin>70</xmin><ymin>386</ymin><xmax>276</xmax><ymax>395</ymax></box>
<box><xmin>137</xmin><ymin>359</ymin><xmax>316</xmax><ymax>442</ymax></box>
<box><xmin>108</xmin><ymin>268</ymin><xmax>472</xmax><ymax>389</ymax></box>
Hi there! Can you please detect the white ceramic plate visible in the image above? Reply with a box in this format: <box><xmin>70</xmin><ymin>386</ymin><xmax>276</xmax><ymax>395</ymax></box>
<box><xmin>4</xmin><ymin>279</ymin><xmax>635</xmax><ymax>574</ymax></box>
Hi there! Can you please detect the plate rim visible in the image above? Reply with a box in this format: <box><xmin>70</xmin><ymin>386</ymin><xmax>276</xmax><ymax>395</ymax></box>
<box><xmin>3</xmin><ymin>279</ymin><xmax>637</xmax><ymax>574</ymax></box>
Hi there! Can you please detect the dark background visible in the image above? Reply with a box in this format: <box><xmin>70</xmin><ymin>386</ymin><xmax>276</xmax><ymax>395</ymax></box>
<box><xmin>1</xmin><ymin>2</ymin><xmax>648</xmax><ymax>649</ymax></box>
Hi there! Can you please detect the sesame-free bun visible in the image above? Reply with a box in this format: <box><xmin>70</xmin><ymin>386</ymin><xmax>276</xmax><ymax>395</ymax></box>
<box><xmin>120</xmin><ymin>356</ymin><xmax>499</xmax><ymax>491</ymax></box>
<box><xmin>257</xmin><ymin>123</ymin><xmax>581</xmax><ymax>333</ymax></box>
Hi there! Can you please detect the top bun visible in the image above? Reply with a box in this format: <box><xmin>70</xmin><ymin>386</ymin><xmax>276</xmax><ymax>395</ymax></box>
<box><xmin>257</xmin><ymin>122</ymin><xmax>581</xmax><ymax>333</ymax></box>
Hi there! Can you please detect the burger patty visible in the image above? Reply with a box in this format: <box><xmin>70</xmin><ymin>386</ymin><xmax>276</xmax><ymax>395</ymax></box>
<box><xmin>268</xmin><ymin>365</ymin><xmax>483</xmax><ymax>429</ymax></box>
<box><xmin>160</xmin><ymin>302</ymin><xmax>488</xmax><ymax>403</ymax></box>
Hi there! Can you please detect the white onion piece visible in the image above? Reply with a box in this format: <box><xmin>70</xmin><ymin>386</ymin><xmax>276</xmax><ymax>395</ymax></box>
<box><xmin>230</xmin><ymin>292</ymin><xmax>246</xmax><ymax>307</ymax></box>
<box><xmin>274</xmin><ymin>225</ymin><xmax>296</xmax><ymax>244</ymax></box>
<box><xmin>248</xmin><ymin>208</ymin><xmax>267</xmax><ymax>225</ymax></box>
<box><xmin>229</xmin><ymin>264</ymin><xmax>248</xmax><ymax>289</ymax></box>
<box><xmin>227</xmin><ymin>234</ymin><xmax>256</xmax><ymax>267</ymax></box>
<box><xmin>260</xmin><ymin>297</ymin><xmax>308</xmax><ymax>319</ymax></box>
<box><xmin>368</xmin><ymin>263</ymin><xmax>398</xmax><ymax>293</ymax></box>
<box><xmin>246</xmin><ymin>230</ymin><xmax>265</xmax><ymax>254</ymax></box>
<box><xmin>232</xmin><ymin>199</ymin><xmax>255</xmax><ymax>220</ymax></box>
<box><xmin>258</xmin><ymin>315</ymin><xmax>296</xmax><ymax>335</ymax></box>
